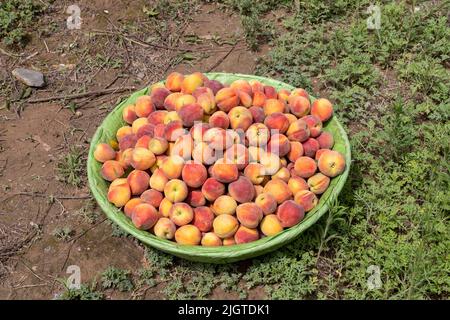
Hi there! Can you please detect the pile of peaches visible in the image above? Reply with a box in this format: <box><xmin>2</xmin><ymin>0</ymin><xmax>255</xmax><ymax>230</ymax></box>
<box><xmin>93</xmin><ymin>72</ymin><xmax>346</xmax><ymax>247</ymax></box>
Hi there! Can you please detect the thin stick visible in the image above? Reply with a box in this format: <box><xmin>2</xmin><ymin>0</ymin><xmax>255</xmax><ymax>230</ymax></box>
<box><xmin>6</xmin><ymin>192</ymin><xmax>91</xmax><ymax>200</ymax></box>
<box><xmin>206</xmin><ymin>42</ymin><xmax>237</xmax><ymax>72</ymax></box>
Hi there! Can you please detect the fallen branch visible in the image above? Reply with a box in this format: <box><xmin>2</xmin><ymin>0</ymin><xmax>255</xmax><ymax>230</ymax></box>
<box><xmin>206</xmin><ymin>42</ymin><xmax>237</xmax><ymax>72</ymax></box>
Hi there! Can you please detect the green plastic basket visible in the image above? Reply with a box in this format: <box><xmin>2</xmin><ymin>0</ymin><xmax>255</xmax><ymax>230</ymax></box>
<box><xmin>87</xmin><ymin>73</ymin><xmax>351</xmax><ymax>263</ymax></box>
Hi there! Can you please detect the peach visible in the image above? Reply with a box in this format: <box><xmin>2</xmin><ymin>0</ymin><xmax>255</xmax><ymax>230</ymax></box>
<box><xmin>294</xmin><ymin>156</ymin><xmax>317</xmax><ymax>178</ymax></box>
<box><xmin>249</xmin><ymin>79</ymin><xmax>264</xmax><ymax>93</ymax></box>
<box><xmin>131</xmin><ymin>117</ymin><xmax>149</xmax><ymax>134</ymax></box>
<box><xmin>260</xmin><ymin>214</ymin><xmax>283</xmax><ymax>236</ymax></box>
<box><xmin>263</xmin><ymin>179</ymin><xmax>292</xmax><ymax>204</ymax></box>
<box><xmin>316</xmin><ymin>131</ymin><xmax>334</xmax><ymax>149</ymax></box>
<box><xmin>259</xmin><ymin>151</ymin><xmax>281</xmax><ymax>175</ymax></box>
<box><xmin>311</xmin><ymin>98</ymin><xmax>333</xmax><ymax>122</ymax></box>
<box><xmin>137</xmin><ymin>124</ymin><xmax>155</xmax><ymax>140</ymax></box>
<box><xmin>175</xmin><ymin>225</ymin><xmax>201</xmax><ymax>245</ymax></box>
<box><xmin>192</xmin><ymin>86</ymin><xmax>214</xmax><ymax>100</ymax></box>
<box><xmin>201</xmin><ymin>232</ymin><xmax>222</xmax><ymax>246</ymax></box>
<box><xmin>130</xmin><ymin>147</ymin><xmax>155</xmax><ymax>170</ymax></box>
<box><xmin>109</xmin><ymin>178</ymin><xmax>127</xmax><ymax>189</ymax></box>
<box><xmin>201</xmin><ymin>178</ymin><xmax>225</xmax><ymax>202</ymax></box>
<box><xmin>212</xmin><ymin>195</ymin><xmax>238</xmax><ymax>215</ymax></box>
<box><xmin>163</xmin><ymin>179</ymin><xmax>188</xmax><ymax>203</ymax></box>
<box><xmin>264</xmin><ymin>85</ymin><xmax>277</xmax><ymax>99</ymax></box>
<box><xmin>246</xmin><ymin>123</ymin><xmax>269</xmax><ymax>147</ymax></box>
<box><xmin>197</xmin><ymin>93</ymin><xmax>216</xmax><ymax>114</ymax></box>
<box><xmin>317</xmin><ymin>150</ymin><xmax>346</xmax><ymax>177</ymax></box>
<box><xmin>94</xmin><ymin>143</ymin><xmax>116</xmax><ymax>163</ymax></box>
<box><xmin>211</xmin><ymin>158</ymin><xmax>239</xmax><ymax>183</ymax></box>
<box><xmin>230</xmin><ymin>79</ymin><xmax>252</xmax><ymax>96</ymax></box>
<box><xmin>224</xmin><ymin>144</ymin><xmax>249</xmax><ymax>170</ymax></box>
<box><xmin>315</xmin><ymin>149</ymin><xmax>328</xmax><ymax>161</ymax></box>
<box><xmin>165</xmin><ymin>109</ymin><xmax>184</xmax><ymax>123</ymax></box>
<box><xmin>159</xmin><ymin>197</ymin><xmax>173</xmax><ymax>217</ymax></box>
<box><xmin>131</xmin><ymin>203</ymin><xmax>160</xmax><ymax>230</ymax></box>
<box><xmin>272</xmin><ymin>167</ymin><xmax>291</xmax><ymax>182</ymax></box>
<box><xmin>107</xmin><ymin>183</ymin><xmax>131</xmax><ymax>207</ymax></box>
<box><xmin>277</xmin><ymin>89</ymin><xmax>291</xmax><ymax>102</ymax></box>
<box><xmin>267</xmin><ymin>133</ymin><xmax>290</xmax><ymax>157</ymax></box>
<box><xmin>153</xmin><ymin>123</ymin><xmax>166</xmax><ymax>138</ymax></box>
<box><xmin>149</xmin><ymin>168</ymin><xmax>168</xmax><ymax>192</ymax></box>
<box><xmin>247</xmin><ymin>146</ymin><xmax>265</xmax><ymax>162</ymax></box>
<box><xmin>135</xmin><ymin>135</ymin><xmax>152</xmax><ymax>149</ymax></box>
<box><xmin>101</xmin><ymin>160</ymin><xmax>124</xmax><ymax>181</ymax></box>
<box><xmin>135</xmin><ymin>95</ymin><xmax>155</xmax><ymax>117</ymax></box>
<box><xmin>287</xmin><ymin>119</ymin><xmax>310</xmax><ymax>142</ymax></box>
<box><xmin>178</xmin><ymin>103</ymin><xmax>203</xmax><ymax>127</ymax></box>
<box><xmin>116</xmin><ymin>126</ymin><xmax>133</xmax><ymax>141</ymax></box>
<box><xmin>223</xmin><ymin>237</ymin><xmax>236</xmax><ymax>246</ymax></box>
<box><xmin>284</xmin><ymin>113</ymin><xmax>297</xmax><ymax>124</ymax></box>
<box><xmin>192</xmin><ymin>142</ymin><xmax>217</xmax><ymax>165</ymax></box>
<box><xmin>153</xmin><ymin>217</ymin><xmax>176</xmax><ymax>240</ymax></box>
<box><xmin>229</xmin><ymin>129</ymin><xmax>244</xmax><ymax>145</ymax></box>
<box><xmin>160</xmin><ymin>155</ymin><xmax>184</xmax><ymax>179</ymax></box>
<box><xmin>302</xmin><ymin>138</ymin><xmax>320</xmax><ymax>158</ymax></box>
<box><xmin>204</xmin><ymin>127</ymin><xmax>233</xmax><ymax>151</ymax></box>
<box><xmin>209</xmin><ymin>111</ymin><xmax>230</xmax><ymax>129</ymax></box>
<box><xmin>141</xmin><ymin>189</ymin><xmax>163</xmax><ymax>208</ymax></box>
<box><xmin>276</xmin><ymin>200</ymin><xmax>304</xmax><ymax>228</ymax></box>
<box><xmin>236</xmin><ymin>203</ymin><xmax>263</xmax><ymax>228</ymax></box>
<box><xmin>187</xmin><ymin>190</ymin><xmax>206</xmax><ymax>207</ymax></box>
<box><xmin>291</xmin><ymin>88</ymin><xmax>309</xmax><ymax>99</ymax></box>
<box><xmin>148</xmin><ymin>137</ymin><xmax>168</xmax><ymax>155</ymax></box>
<box><xmin>288</xmin><ymin>176</ymin><xmax>309</xmax><ymax>195</ymax></box>
<box><xmin>228</xmin><ymin>106</ymin><xmax>253</xmax><ymax>131</ymax></box>
<box><xmin>190</xmin><ymin>123</ymin><xmax>211</xmax><ymax>142</ymax></box>
<box><xmin>127</xmin><ymin>169</ymin><xmax>150</xmax><ymax>195</ymax></box>
<box><xmin>164</xmin><ymin>92</ymin><xmax>183</xmax><ymax>111</ymax></box>
<box><xmin>152</xmin><ymin>155</ymin><xmax>167</xmax><ymax>173</ymax></box>
<box><xmin>204</xmin><ymin>79</ymin><xmax>224</xmax><ymax>95</ymax></box>
<box><xmin>192</xmin><ymin>206</ymin><xmax>214</xmax><ymax>232</ymax></box>
<box><xmin>171</xmin><ymin>134</ymin><xmax>193</xmax><ymax>160</ymax></box>
<box><xmin>255</xmin><ymin>193</ymin><xmax>277</xmax><ymax>215</ymax></box>
<box><xmin>308</xmin><ymin>173</ymin><xmax>330</xmax><ymax>194</ymax></box>
<box><xmin>252</xmin><ymin>91</ymin><xmax>266</xmax><ymax>108</ymax></box>
<box><xmin>164</xmin><ymin>120</ymin><xmax>185</xmax><ymax>142</ymax></box>
<box><xmin>150</xmin><ymin>82</ymin><xmax>165</xmax><ymax>91</ymax></box>
<box><xmin>263</xmin><ymin>99</ymin><xmax>285</xmax><ymax>116</ymax></box>
<box><xmin>254</xmin><ymin>185</ymin><xmax>264</xmax><ymax>196</ymax></box>
<box><xmin>215</xmin><ymin>87</ymin><xmax>239</xmax><ymax>112</ymax></box>
<box><xmin>264</xmin><ymin>112</ymin><xmax>290</xmax><ymax>134</ymax></box>
<box><xmin>301</xmin><ymin>115</ymin><xmax>323</xmax><ymax>137</ymax></box>
<box><xmin>294</xmin><ymin>190</ymin><xmax>318</xmax><ymax>212</ymax></box>
<box><xmin>166</xmin><ymin>72</ymin><xmax>184</xmax><ymax>92</ymax></box>
<box><xmin>249</xmin><ymin>106</ymin><xmax>265</xmax><ymax>123</ymax></box>
<box><xmin>237</xmin><ymin>90</ymin><xmax>252</xmax><ymax>108</ymax></box>
<box><xmin>181</xmin><ymin>161</ymin><xmax>207</xmax><ymax>188</ymax></box>
<box><xmin>288</xmin><ymin>95</ymin><xmax>310</xmax><ymax>117</ymax></box>
<box><xmin>234</xmin><ymin>226</ymin><xmax>259</xmax><ymax>244</ymax></box>
<box><xmin>228</xmin><ymin>176</ymin><xmax>255</xmax><ymax>203</ymax></box>
<box><xmin>169</xmin><ymin>202</ymin><xmax>194</xmax><ymax>226</ymax></box>
<box><xmin>287</xmin><ymin>141</ymin><xmax>304</xmax><ymax>162</ymax></box>
<box><xmin>122</xmin><ymin>104</ymin><xmax>137</xmax><ymax>124</ymax></box>
<box><xmin>244</xmin><ymin>163</ymin><xmax>266</xmax><ymax>185</ymax></box>
<box><xmin>148</xmin><ymin>110</ymin><xmax>168</xmax><ymax>126</ymax></box>
<box><xmin>151</xmin><ymin>87</ymin><xmax>171</xmax><ymax>109</ymax></box>
<box><xmin>213</xmin><ymin>214</ymin><xmax>239</xmax><ymax>238</ymax></box>
<box><xmin>124</xmin><ymin>198</ymin><xmax>143</xmax><ymax>217</ymax></box>
<box><xmin>181</xmin><ymin>72</ymin><xmax>204</xmax><ymax>94</ymax></box>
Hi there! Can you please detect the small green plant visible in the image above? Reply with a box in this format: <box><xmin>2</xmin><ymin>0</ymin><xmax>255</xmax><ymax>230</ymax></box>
<box><xmin>101</xmin><ymin>267</ymin><xmax>134</xmax><ymax>292</ymax></box>
<box><xmin>57</xmin><ymin>147</ymin><xmax>85</xmax><ymax>187</ymax></box>
<box><xmin>76</xmin><ymin>197</ymin><xmax>100</xmax><ymax>224</ymax></box>
<box><xmin>52</xmin><ymin>227</ymin><xmax>75</xmax><ymax>242</ymax></box>
<box><xmin>57</xmin><ymin>283</ymin><xmax>104</xmax><ymax>300</ymax></box>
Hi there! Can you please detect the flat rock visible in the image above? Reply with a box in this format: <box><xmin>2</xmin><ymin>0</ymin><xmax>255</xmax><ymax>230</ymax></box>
<box><xmin>12</xmin><ymin>68</ymin><xmax>45</xmax><ymax>87</ymax></box>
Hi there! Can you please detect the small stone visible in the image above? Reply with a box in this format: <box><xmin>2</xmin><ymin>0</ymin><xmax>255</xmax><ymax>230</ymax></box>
<box><xmin>12</xmin><ymin>68</ymin><xmax>45</xmax><ymax>87</ymax></box>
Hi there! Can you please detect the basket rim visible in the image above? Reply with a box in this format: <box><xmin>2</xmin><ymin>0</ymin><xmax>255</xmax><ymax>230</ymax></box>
<box><xmin>87</xmin><ymin>72</ymin><xmax>351</xmax><ymax>263</ymax></box>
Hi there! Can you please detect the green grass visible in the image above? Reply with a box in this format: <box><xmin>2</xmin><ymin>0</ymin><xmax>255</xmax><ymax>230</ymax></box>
<box><xmin>101</xmin><ymin>267</ymin><xmax>134</xmax><ymax>292</ymax></box>
<box><xmin>57</xmin><ymin>147</ymin><xmax>86</xmax><ymax>187</ymax></box>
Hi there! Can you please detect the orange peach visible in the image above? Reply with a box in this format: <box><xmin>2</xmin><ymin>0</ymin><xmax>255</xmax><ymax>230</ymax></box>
<box><xmin>287</xmin><ymin>141</ymin><xmax>304</xmax><ymax>162</ymax></box>
<box><xmin>302</xmin><ymin>138</ymin><xmax>320</xmax><ymax>158</ymax></box>
<box><xmin>124</xmin><ymin>198</ymin><xmax>143</xmax><ymax>217</ymax></box>
<box><xmin>163</xmin><ymin>178</ymin><xmax>188</xmax><ymax>203</ymax></box>
<box><xmin>164</xmin><ymin>120</ymin><xmax>186</xmax><ymax>142</ymax></box>
<box><xmin>159</xmin><ymin>197</ymin><xmax>173</xmax><ymax>217</ymax></box>
<box><xmin>201</xmin><ymin>232</ymin><xmax>222</xmax><ymax>246</ymax></box>
<box><xmin>127</xmin><ymin>169</ymin><xmax>150</xmax><ymax>195</ymax></box>
<box><xmin>317</xmin><ymin>150</ymin><xmax>346</xmax><ymax>177</ymax></box>
<box><xmin>101</xmin><ymin>160</ymin><xmax>124</xmax><ymax>181</ymax></box>
<box><xmin>135</xmin><ymin>95</ymin><xmax>155</xmax><ymax>117</ymax></box>
<box><xmin>311</xmin><ymin>98</ymin><xmax>333</xmax><ymax>122</ymax></box>
<box><xmin>255</xmin><ymin>193</ymin><xmax>277</xmax><ymax>215</ymax></box>
<box><xmin>263</xmin><ymin>99</ymin><xmax>285</xmax><ymax>116</ymax></box>
<box><xmin>246</xmin><ymin>123</ymin><xmax>270</xmax><ymax>147</ymax></box>
<box><xmin>147</xmin><ymin>110</ymin><xmax>168</xmax><ymax>126</ymax></box>
<box><xmin>140</xmin><ymin>189</ymin><xmax>163</xmax><ymax>208</ymax></box>
<box><xmin>230</xmin><ymin>79</ymin><xmax>253</xmax><ymax>96</ymax></box>
<box><xmin>260</xmin><ymin>214</ymin><xmax>283</xmax><ymax>236</ymax></box>
<box><xmin>116</xmin><ymin>126</ymin><xmax>133</xmax><ymax>141</ymax></box>
<box><xmin>204</xmin><ymin>127</ymin><xmax>233</xmax><ymax>150</ymax></box>
<box><xmin>263</xmin><ymin>179</ymin><xmax>292</xmax><ymax>204</ymax></box>
<box><xmin>94</xmin><ymin>143</ymin><xmax>116</xmax><ymax>163</ymax></box>
<box><xmin>223</xmin><ymin>237</ymin><xmax>236</xmax><ymax>246</ymax></box>
<box><xmin>229</xmin><ymin>176</ymin><xmax>256</xmax><ymax>203</ymax></box>
<box><xmin>277</xmin><ymin>89</ymin><xmax>291</xmax><ymax>102</ymax></box>
<box><xmin>181</xmin><ymin>72</ymin><xmax>204</xmax><ymax>94</ymax></box>
<box><xmin>130</xmin><ymin>147</ymin><xmax>155</xmax><ymax>170</ymax></box>
<box><xmin>149</xmin><ymin>168</ymin><xmax>168</xmax><ymax>192</ymax></box>
<box><xmin>291</xmin><ymin>88</ymin><xmax>309</xmax><ymax>99</ymax></box>
<box><xmin>264</xmin><ymin>85</ymin><xmax>277</xmax><ymax>99</ymax></box>
<box><xmin>259</xmin><ymin>151</ymin><xmax>281</xmax><ymax>175</ymax></box>
<box><xmin>175</xmin><ymin>225</ymin><xmax>201</xmax><ymax>245</ymax></box>
<box><xmin>276</xmin><ymin>200</ymin><xmax>304</xmax><ymax>227</ymax></box>
<box><xmin>165</xmin><ymin>72</ymin><xmax>184</xmax><ymax>92</ymax></box>
<box><xmin>192</xmin><ymin>86</ymin><xmax>214</xmax><ymax>100</ymax></box>
<box><xmin>131</xmin><ymin>203</ymin><xmax>160</xmax><ymax>230</ymax></box>
<box><xmin>107</xmin><ymin>183</ymin><xmax>131</xmax><ymax>207</ymax></box>
<box><xmin>153</xmin><ymin>217</ymin><xmax>176</xmax><ymax>240</ymax></box>
<box><xmin>174</xmin><ymin>94</ymin><xmax>197</xmax><ymax>113</ymax></box>
<box><xmin>122</xmin><ymin>104</ymin><xmax>137</xmax><ymax>124</ymax></box>
<box><xmin>272</xmin><ymin>167</ymin><xmax>291</xmax><ymax>182</ymax></box>
<box><xmin>160</xmin><ymin>155</ymin><xmax>185</xmax><ymax>179</ymax></box>
<box><xmin>193</xmin><ymin>206</ymin><xmax>214</xmax><ymax>232</ymax></box>
<box><xmin>132</xmin><ymin>117</ymin><xmax>149</xmax><ymax>135</ymax></box>
<box><xmin>215</xmin><ymin>87</ymin><xmax>239</xmax><ymax>112</ymax></box>
<box><xmin>186</xmin><ymin>190</ymin><xmax>206</xmax><ymax>207</ymax></box>
<box><xmin>213</xmin><ymin>214</ymin><xmax>239</xmax><ymax>238</ymax></box>
<box><xmin>224</xmin><ymin>144</ymin><xmax>249</xmax><ymax>170</ymax></box>
<box><xmin>249</xmin><ymin>106</ymin><xmax>265</xmax><ymax>123</ymax></box>
<box><xmin>148</xmin><ymin>137</ymin><xmax>168</xmax><ymax>155</ymax></box>
<box><xmin>315</xmin><ymin>149</ymin><xmax>329</xmax><ymax>161</ymax></box>
<box><xmin>209</xmin><ymin>110</ymin><xmax>230</xmax><ymax>129</ymax></box>
<box><xmin>204</xmin><ymin>79</ymin><xmax>224</xmax><ymax>95</ymax></box>
<box><xmin>316</xmin><ymin>131</ymin><xmax>334</xmax><ymax>149</ymax></box>
<box><xmin>234</xmin><ymin>226</ymin><xmax>259</xmax><ymax>244</ymax></box>
<box><xmin>294</xmin><ymin>190</ymin><xmax>318</xmax><ymax>212</ymax></box>
<box><xmin>284</xmin><ymin>113</ymin><xmax>297</xmax><ymax>124</ymax></box>
<box><xmin>307</xmin><ymin>173</ymin><xmax>330</xmax><ymax>194</ymax></box>
<box><xmin>153</xmin><ymin>123</ymin><xmax>166</xmax><ymax>138</ymax></box>
<box><xmin>135</xmin><ymin>135</ymin><xmax>152</xmax><ymax>149</ymax></box>
<box><xmin>169</xmin><ymin>202</ymin><xmax>194</xmax><ymax>226</ymax></box>
<box><xmin>151</xmin><ymin>87</ymin><xmax>171</xmax><ymax>109</ymax></box>
<box><xmin>212</xmin><ymin>195</ymin><xmax>238</xmax><ymax>215</ymax></box>
<box><xmin>267</xmin><ymin>133</ymin><xmax>290</xmax><ymax>157</ymax></box>
<box><xmin>237</xmin><ymin>90</ymin><xmax>253</xmax><ymax>108</ymax></box>
<box><xmin>211</xmin><ymin>158</ymin><xmax>239</xmax><ymax>183</ymax></box>
<box><xmin>252</xmin><ymin>91</ymin><xmax>266</xmax><ymax>108</ymax></box>
<box><xmin>201</xmin><ymin>178</ymin><xmax>225</xmax><ymax>202</ymax></box>
<box><xmin>264</xmin><ymin>112</ymin><xmax>290</xmax><ymax>134</ymax></box>
<box><xmin>171</xmin><ymin>134</ymin><xmax>193</xmax><ymax>160</ymax></box>
<box><xmin>294</xmin><ymin>156</ymin><xmax>317</xmax><ymax>178</ymax></box>
<box><xmin>286</xmin><ymin>119</ymin><xmax>310</xmax><ymax>142</ymax></box>
<box><xmin>228</xmin><ymin>106</ymin><xmax>253</xmax><ymax>131</ymax></box>
<box><xmin>236</xmin><ymin>203</ymin><xmax>263</xmax><ymax>228</ymax></box>
<box><xmin>249</xmin><ymin>79</ymin><xmax>264</xmax><ymax>93</ymax></box>
<box><xmin>288</xmin><ymin>95</ymin><xmax>310</xmax><ymax>117</ymax></box>
<box><xmin>164</xmin><ymin>92</ymin><xmax>183</xmax><ymax>111</ymax></box>
<box><xmin>301</xmin><ymin>115</ymin><xmax>323</xmax><ymax>137</ymax></box>
<box><xmin>244</xmin><ymin>163</ymin><xmax>266</xmax><ymax>185</ymax></box>
<box><xmin>181</xmin><ymin>160</ymin><xmax>207</xmax><ymax>188</ymax></box>
<box><xmin>178</xmin><ymin>103</ymin><xmax>203</xmax><ymax>127</ymax></box>
<box><xmin>192</xmin><ymin>142</ymin><xmax>217</xmax><ymax>165</ymax></box>
<box><xmin>288</xmin><ymin>176</ymin><xmax>309</xmax><ymax>195</ymax></box>
<box><xmin>197</xmin><ymin>92</ymin><xmax>216</xmax><ymax>114</ymax></box>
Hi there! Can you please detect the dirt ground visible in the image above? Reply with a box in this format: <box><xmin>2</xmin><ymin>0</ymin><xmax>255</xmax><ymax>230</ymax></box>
<box><xmin>0</xmin><ymin>1</ymin><xmax>263</xmax><ymax>299</ymax></box>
